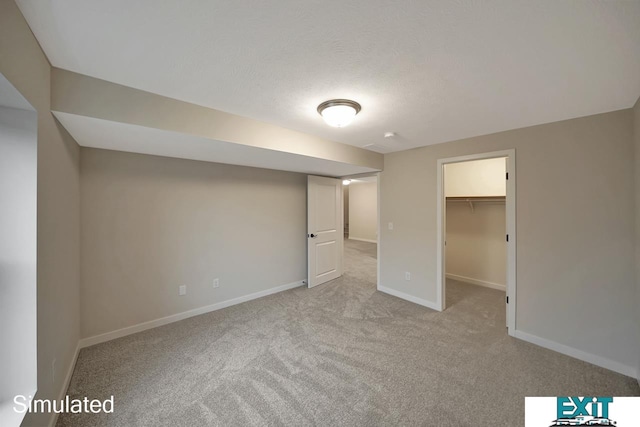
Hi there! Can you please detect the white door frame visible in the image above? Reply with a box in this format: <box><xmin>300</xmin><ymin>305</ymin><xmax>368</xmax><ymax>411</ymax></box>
<box><xmin>376</xmin><ymin>172</ymin><xmax>381</xmax><ymax>290</ymax></box>
<box><xmin>436</xmin><ymin>149</ymin><xmax>516</xmax><ymax>335</ymax></box>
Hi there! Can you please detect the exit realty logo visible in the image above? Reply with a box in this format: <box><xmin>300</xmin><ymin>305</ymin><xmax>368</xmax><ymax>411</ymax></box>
<box><xmin>525</xmin><ymin>397</ymin><xmax>640</xmax><ymax>426</ymax></box>
<box><xmin>551</xmin><ymin>397</ymin><xmax>614</xmax><ymax>426</ymax></box>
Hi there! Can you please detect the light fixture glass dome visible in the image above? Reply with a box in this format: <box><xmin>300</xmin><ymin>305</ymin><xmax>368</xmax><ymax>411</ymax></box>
<box><xmin>317</xmin><ymin>99</ymin><xmax>361</xmax><ymax>128</ymax></box>
<box><xmin>342</xmin><ymin>179</ymin><xmax>351</xmax><ymax>186</ymax></box>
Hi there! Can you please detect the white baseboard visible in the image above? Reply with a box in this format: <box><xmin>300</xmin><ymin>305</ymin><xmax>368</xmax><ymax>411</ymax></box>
<box><xmin>446</xmin><ymin>273</ymin><xmax>505</xmax><ymax>291</ymax></box>
<box><xmin>348</xmin><ymin>237</ymin><xmax>377</xmax><ymax>244</ymax></box>
<box><xmin>46</xmin><ymin>280</ymin><xmax>305</xmax><ymax>426</ymax></box>
<box><xmin>377</xmin><ymin>285</ymin><xmax>636</xmax><ymax>378</ymax></box>
<box><xmin>513</xmin><ymin>330</ymin><xmax>637</xmax><ymax>379</ymax></box>
<box><xmin>377</xmin><ymin>285</ymin><xmax>439</xmax><ymax>311</ymax></box>
<box><xmin>79</xmin><ymin>280</ymin><xmax>305</xmax><ymax>349</ymax></box>
<box><xmin>48</xmin><ymin>342</ymin><xmax>81</xmax><ymax>427</ymax></box>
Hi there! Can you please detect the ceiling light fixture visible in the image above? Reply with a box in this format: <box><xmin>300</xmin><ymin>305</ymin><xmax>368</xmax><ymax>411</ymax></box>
<box><xmin>342</xmin><ymin>179</ymin><xmax>351</xmax><ymax>186</ymax></box>
<box><xmin>317</xmin><ymin>99</ymin><xmax>361</xmax><ymax>128</ymax></box>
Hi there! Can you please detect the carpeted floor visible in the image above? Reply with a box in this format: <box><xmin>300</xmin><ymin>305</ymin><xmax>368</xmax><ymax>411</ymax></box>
<box><xmin>58</xmin><ymin>240</ymin><xmax>639</xmax><ymax>426</ymax></box>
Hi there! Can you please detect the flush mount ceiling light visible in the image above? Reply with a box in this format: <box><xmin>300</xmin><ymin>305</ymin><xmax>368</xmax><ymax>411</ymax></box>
<box><xmin>317</xmin><ymin>99</ymin><xmax>361</xmax><ymax>128</ymax></box>
<box><xmin>342</xmin><ymin>179</ymin><xmax>351</xmax><ymax>186</ymax></box>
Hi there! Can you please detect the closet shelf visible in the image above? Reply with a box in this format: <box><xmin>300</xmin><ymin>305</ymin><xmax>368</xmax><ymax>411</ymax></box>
<box><xmin>446</xmin><ymin>196</ymin><xmax>505</xmax><ymax>213</ymax></box>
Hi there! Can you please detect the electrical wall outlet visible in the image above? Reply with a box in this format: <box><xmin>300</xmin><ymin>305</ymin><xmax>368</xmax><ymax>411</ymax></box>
<box><xmin>405</xmin><ymin>272</ymin><xmax>411</xmax><ymax>281</ymax></box>
<box><xmin>388</xmin><ymin>222</ymin><xmax>394</xmax><ymax>230</ymax></box>
<box><xmin>179</xmin><ymin>285</ymin><xmax>187</xmax><ymax>296</ymax></box>
<box><xmin>213</xmin><ymin>278</ymin><xmax>220</xmax><ymax>288</ymax></box>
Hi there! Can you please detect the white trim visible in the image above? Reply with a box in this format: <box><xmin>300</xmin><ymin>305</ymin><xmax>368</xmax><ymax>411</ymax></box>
<box><xmin>79</xmin><ymin>280</ymin><xmax>305</xmax><ymax>348</ymax></box>
<box><xmin>445</xmin><ymin>273</ymin><xmax>505</xmax><ymax>291</ymax></box>
<box><xmin>376</xmin><ymin>172</ymin><xmax>381</xmax><ymax>291</ymax></box>
<box><xmin>378</xmin><ymin>285</ymin><xmax>439</xmax><ymax>311</ymax></box>
<box><xmin>514</xmin><ymin>330</ymin><xmax>637</xmax><ymax>378</ymax></box>
<box><xmin>436</xmin><ymin>149</ymin><xmax>516</xmax><ymax>336</ymax></box>
<box><xmin>48</xmin><ymin>342</ymin><xmax>81</xmax><ymax>427</ymax></box>
<box><xmin>348</xmin><ymin>237</ymin><xmax>377</xmax><ymax>244</ymax></box>
<box><xmin>436</xmin><ymin>155</ymin><xmax>445</xmax><ymax>312</ymax></box>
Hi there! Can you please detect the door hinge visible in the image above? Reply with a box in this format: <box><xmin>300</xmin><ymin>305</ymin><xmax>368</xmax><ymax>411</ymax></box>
<box><xmin>506</xmin><ymin>234</ymin><xmax>509</xmax><ymax>242</ymax></box>
<box><xmin>506</xmin><ymin>296</ymin><xmax>509</xmax><ymax>304</ymax></box>
<box><xmin>506</xmin><ymin>172</ymin><xmax>509</xmax><ymax>180</ymax></box>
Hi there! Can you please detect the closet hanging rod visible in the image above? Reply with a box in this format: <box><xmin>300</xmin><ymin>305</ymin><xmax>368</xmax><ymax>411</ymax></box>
<box><xmin>446</xmin><ymin>196</ymin><xmax>505</xmax><ymax>213</ymax></box>
<box><xmin>446</xmin><ymin>196</ymin><xmax>505</xmax><ymax>203</ymax></box>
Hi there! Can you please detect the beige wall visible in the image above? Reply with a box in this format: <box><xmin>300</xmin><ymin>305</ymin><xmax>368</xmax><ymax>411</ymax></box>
<box><xmin>381</xmin><ymin>109</ymin><xmax>637</xmax><ymax>370</ymax></box>
<box><xmin>80</xmin><ymin>148</ymin><xmax>307</xmax><ymax>338</ymax></box>
<box><xmin>634</xmin><ymin>96</ymin><xmax>640</xmax><ymax>383</ymax></box>
<box><xmin>344</xmin><ymin>184</ymin><xmax>349</xmax><ymax>234</ymax></box>
<box><xmin>445</xmin><ymin>157</ymin><xmax>506</xmax><ymax>197</ymax></box>
<box><xmin>446</xmin><ymin>202</ymin><xmax>506</xmax><ymax>289</ymax></box>
<box><xmin>0</xmin><ymin>1</ymin><xmax>81</xmax><ymax>426</ymax></box>
<box><xmin>349</xmin><ymin>181</ymin><xmax>378</xmax><ymax>242</ymax></box>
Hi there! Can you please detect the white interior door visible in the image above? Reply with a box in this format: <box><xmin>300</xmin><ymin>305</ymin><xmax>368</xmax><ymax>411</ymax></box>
<box><xmin>307</xmin><ymin>176</ymin><xmax>343</xmax><ymax>288</ymax></box>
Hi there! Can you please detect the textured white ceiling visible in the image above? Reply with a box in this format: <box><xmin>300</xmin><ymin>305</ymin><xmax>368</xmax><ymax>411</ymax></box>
<box><xmin>53</xmin><ymin>112</ymin><xmax>377</xmax><ymax>177</ymax></box>
<box><xmin>18</xmin><ymin>1</ymin><xmax>640</xmax><ymax>152</ymax></box>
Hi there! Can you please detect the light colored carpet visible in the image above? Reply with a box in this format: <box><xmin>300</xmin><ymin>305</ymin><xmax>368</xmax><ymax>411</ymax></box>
<box><xmin>58</xmin><ymin>240</ymin><xmax>639</xmax><ymax>426</ymax></box>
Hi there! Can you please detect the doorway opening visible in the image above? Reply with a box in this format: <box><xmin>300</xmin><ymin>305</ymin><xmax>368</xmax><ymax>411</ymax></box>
<box><xmin>436</xmin><ymin>150</ymin><xmax>516</xmax><ymax>336</ymax></box>
<box><xmin>305</xmin><ymin>173</ymin><xmax>380</xmax><ymax>290</ymax></box>
<box><xmin>342</xmin><ymin>175</ymin><xmax>379</xmax><ymax>287</ymax></box>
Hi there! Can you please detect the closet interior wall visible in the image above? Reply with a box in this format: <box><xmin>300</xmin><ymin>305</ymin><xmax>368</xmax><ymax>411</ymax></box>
<box><xmin>445</xmin><ymin>159</ymin><xmax>506</xmax><ymax>290</ymax></box>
